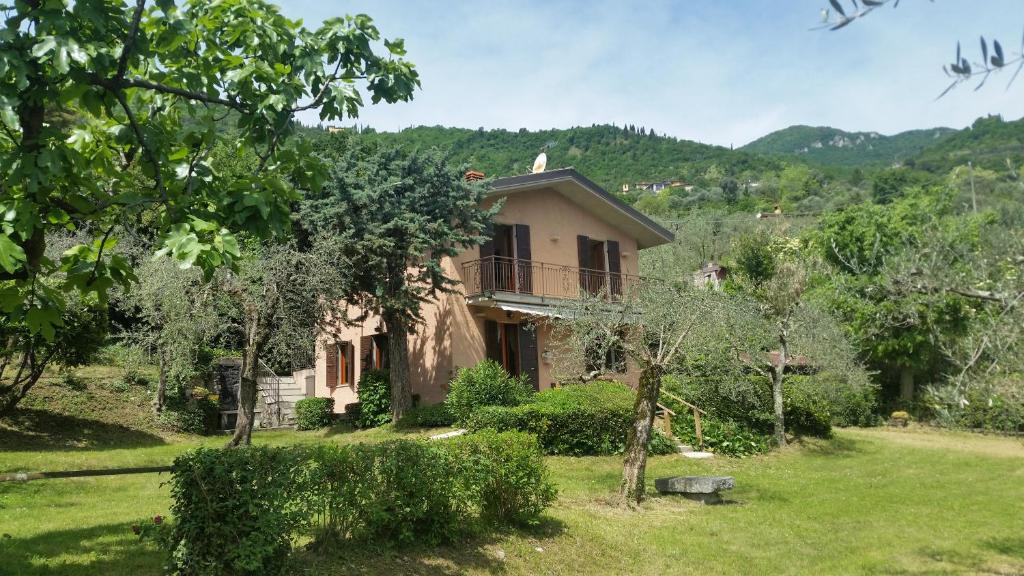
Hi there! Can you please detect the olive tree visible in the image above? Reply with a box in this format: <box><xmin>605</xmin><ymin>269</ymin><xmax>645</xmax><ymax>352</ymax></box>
<box><xmin>730</xmin><ymin>227</ymin><xmax>868</xmax><ymax>446</ymax></box>
<box><xmin>219</xmin><ymin>239</ymin><xmax>349</xmax><ymax>447</ymax></box>
<box><xmin>552</xmin><ymin>277</ymin><xmax>733</xmax><ymax>504</ymax></box>
<box><xmin>120</xmin><ymin>256</ymin><xmax>220</xmax><ymax>413</ymax></box>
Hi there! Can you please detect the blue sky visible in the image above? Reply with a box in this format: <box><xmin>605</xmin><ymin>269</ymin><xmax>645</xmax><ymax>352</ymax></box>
<box><xmin>281</xmin><ymin>1</ymin><xmax>1024</xmax><ymax>147</ymax></box>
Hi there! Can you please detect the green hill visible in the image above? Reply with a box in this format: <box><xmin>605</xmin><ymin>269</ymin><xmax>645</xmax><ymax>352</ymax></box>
<box><xmin>911</xmin><ymin>115</ymin><xmax>1024</xmax><ymax>173</ymax></box>
<box><xmin>742</xmin><ymin>125</ymin><xmax>956</xmax><ymax>167</ymax></box>
<box><xmin>349</xmin><ymin>124</ymin><xmax>787</xmax><ymax>193</ymax></box>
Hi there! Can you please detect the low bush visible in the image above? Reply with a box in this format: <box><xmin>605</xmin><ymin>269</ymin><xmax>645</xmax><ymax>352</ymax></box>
<box><xmin>355</xmin><ymin>369</ymin><xmax>390</xmax><ymax>428</ymax></box>
<box><xmin>167</xmin><ymin>447</ymin><xmax>306</xmax><ymax>576</ymax></box>
<box><xmin>165</xmin><ymin>432</ymin><xmax>556</xmax><ymax>574</ymax></box>
<box><xmin>444</xmin><ymin>360</ymin><xmax>533</xmax><ymax>424</ymax></box>
<box><xmin>663</xmin><ymin>372</ymin><xmax>869</xmax><ymax>443</ymax></box>
<box><xmin>158</xmin><ymin>394</ymin><xmax>218</xmax><ymax>435</ymax></box>
<box><xmin>783</xmin><ymin>382</ymin><xmax>833</xmax><ymax>438</ymax></box>
<box><xmin>294</xmin><ymin>397</ymin><xmax>335</xmax><ymax>430</ymax></box>
<box><xmin>671</xmin><ymin>414</ymin><xmax>772</xmax><ymax>458</ymax></box>
<box><xmin>928</xmin><ymin>376</ymin><xmax>1024</xmax><ymax>433</ymax></box>
<box><xmin>396</xmin><ymin>403</ymin><xmax>455</xmax><ymax>429</ymax></box>
<box><xmin>466</xmin><ymin>381</ymin><xmax>676</xmax><ymax>456</ymax></box>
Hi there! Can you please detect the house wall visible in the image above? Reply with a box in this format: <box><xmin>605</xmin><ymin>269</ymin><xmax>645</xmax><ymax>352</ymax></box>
<box><xmin>315</xmin><ymin>185</ymin><xmax>646</xmax><ymax>414</ymax></box>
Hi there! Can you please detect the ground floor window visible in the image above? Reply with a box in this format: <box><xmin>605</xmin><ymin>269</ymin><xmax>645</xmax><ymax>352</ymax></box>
<box><xmin>585</xmin><ymin>332</ymin><xmax>626</xmax><ymax>374</ymax></box>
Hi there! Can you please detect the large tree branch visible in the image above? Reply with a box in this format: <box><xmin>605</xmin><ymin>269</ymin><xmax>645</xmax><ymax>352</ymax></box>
<box><xmin>110</xmin><ymin>88</ymin><xmax>166</xmax><ymax>201</ymax></box>
<box><xmin>116</xmin><ymin>0</ymin><xmax>146</xmax><ymax>81</ymax></box>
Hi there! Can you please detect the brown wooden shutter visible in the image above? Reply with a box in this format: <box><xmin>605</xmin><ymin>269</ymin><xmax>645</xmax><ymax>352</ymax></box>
<box><xmin>326</xmin><ymin>342</ymin><xmax>338</xmax><ymax>388</ymax></box>
<box><xmin>514</xmin><ymin>224</ymin><xmax>532</xmax><ymax>294</ymax></box>
<box><xmin>606</xmin><ymin>240</ymin><xmax>622</xmax><ymax>296</ymax></box>
<box><xmin>517</xmin><ymin>323</ymin><xmax>540</xmax><ymax>390</ymax></box>
<box><xmin>577</xmin><ymin>235</ymin><xmax>591</xmax><ymax>292</ymax></box>
<box><xmin>346</xmin><ymin>343</ymin><xmax>354</xmax><ymax>385</ymax></box>
<box><xmin>484</xmin><ymin>320</ymin><xmax>500</xmax><ymax>363</ymax></box>
<box><xmin>360</xmin><ymin>335</ymin><xmax>373</xmax><ymax>374</ymax></box>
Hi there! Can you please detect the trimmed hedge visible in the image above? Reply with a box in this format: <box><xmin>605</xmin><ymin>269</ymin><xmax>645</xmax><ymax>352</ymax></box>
<box><xmin>396</xmin><ymin>403</ymin><xmax>456</xmax><ymax>429</ymax></box>
<box><xmin>294</xmin><ymin>397</ymin><xmax>334</xmax><ymax>430</ymax></box>
<box><xmin>466</xmin><ymin>381</ymin><xmax>676</xmax><ymax>456</ymax></box>
<box><xmin>165</xmin><ymin>431</ymin><xmax>555</xmax><ymax>575</ymax></box>
<box><xmin>444</xmin><ymin>360</ymin><xmax>533</xmax><ymax>424</ymax></box>
<box><xmin>355</xmin><ymin>369</ymin><xmax>390</xmax><ymax>428</ymax></box>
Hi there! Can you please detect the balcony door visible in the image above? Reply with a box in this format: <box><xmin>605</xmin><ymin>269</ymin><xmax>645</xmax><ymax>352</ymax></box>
<box><xmin>576</xmin><ymin>236</ymin><xmax>622</xmax><ymax>297</ymax></box>
<box><xmin>480</xmin><ymin>224</ymin><xmax>532</xmax><ymax>294</ymax></box>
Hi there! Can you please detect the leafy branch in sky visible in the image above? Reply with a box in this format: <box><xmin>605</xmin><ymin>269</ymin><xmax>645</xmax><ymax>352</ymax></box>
<box><xmin>815</xmin><ymin>0</ymin><xmax>1023</xmax><ymax>97</ymax></box>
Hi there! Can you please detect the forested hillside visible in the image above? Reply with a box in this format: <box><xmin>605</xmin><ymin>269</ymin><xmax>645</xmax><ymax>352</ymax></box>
<box><xmin>912</xmin><ymin>115</ymin><xmax>1024</xmax><ymax>173</ymax></box>
<box><xmin>346</xmin><ymin>124</ymin><xmax>787</xmax><ymax>193</ymax></box>
<box><xmin>742</xmin><ymin>125</ymin><xmax>956</xmax><ymax>167</ymax></box>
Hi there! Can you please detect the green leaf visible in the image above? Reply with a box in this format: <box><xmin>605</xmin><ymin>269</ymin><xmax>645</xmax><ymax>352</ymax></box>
<box><xmin>0</xmin><ymin>233</ymin><xmax>26</xmax><ymax>273</ymax></box>
<box><xmin>26</xmin><ymin>306</ymin><xmax>62</xmax><ymax>341</ymax></box>
<box><xmin>30</xmin><ymin>36</ymin><xmax>58</xmax><ymax>59</ymax></box>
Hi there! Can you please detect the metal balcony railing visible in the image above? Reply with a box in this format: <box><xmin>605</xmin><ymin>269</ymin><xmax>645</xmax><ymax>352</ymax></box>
<box><xmin>461</xmin><ymin>256</ymin><xmax>643</xmax><ymax>302</ymax></box>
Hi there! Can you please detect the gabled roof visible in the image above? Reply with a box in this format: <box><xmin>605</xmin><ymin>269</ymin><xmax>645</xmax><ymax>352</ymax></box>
<box><xmin>488</xmin><ymin>168</ymin><xmax>675</xmax><ymax>249</ymax></box>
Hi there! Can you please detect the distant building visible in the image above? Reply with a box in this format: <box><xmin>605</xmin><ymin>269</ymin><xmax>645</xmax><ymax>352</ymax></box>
<box><xmin>693</xmin><ymin>262</ymin><xmax>727</xmax><ymax>289</ymax></box>
<box><xmin>325</xmin><ymin>126</ymin><xmax>345</xmax><ymax>133</ymax></box>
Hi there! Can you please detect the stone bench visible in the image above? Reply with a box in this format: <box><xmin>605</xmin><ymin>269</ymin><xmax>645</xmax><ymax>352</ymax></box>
<box><xmin>654</xmin><ymin>476</ymin><xmax>734</xmax><ymax>504</ymax></box>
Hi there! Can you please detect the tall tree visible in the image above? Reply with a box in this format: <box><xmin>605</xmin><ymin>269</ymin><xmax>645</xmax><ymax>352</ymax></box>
<box><xmin>299</xmin><ymin>136</ymin><xmax>496</xmax><ymax>421</ymax></box>
<box><xmin>0</xmin><ymin>0</ymin><xmax>418</xmax><ymax>413</ymax></box>
<box><xmin>120</xmin><ymin>257</ymin><xmax>220</xmax><ymax>413</ymax></box>
<box><xmin>730</xmin><ymin>227</ymin><xmax>866</xmax><ymax>446</ymax></box>
<box><xmin>220</xmin><ymin>239</ymin><xmax>348</xmax><ymax>446</ymax></box>
<box><xmin>812</xmin><ymin>190</ymin><xmax>975</xmax><ymax>403</ymax></box>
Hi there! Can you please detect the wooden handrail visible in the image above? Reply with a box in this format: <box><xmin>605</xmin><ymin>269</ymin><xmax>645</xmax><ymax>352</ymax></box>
<box><xmin>661</xmin><ymin>390</ymin><xmax>706</xmax><ymax>415</ymax></box>
<box><xmin>656</xmin><ymin>402</ymin><xmax>676</xmax><ymax>416</ymax></box>
<box><xmin>659</xmin><ymin>391</ymin><xmax>705</xmax><ymax>451</ymax></box>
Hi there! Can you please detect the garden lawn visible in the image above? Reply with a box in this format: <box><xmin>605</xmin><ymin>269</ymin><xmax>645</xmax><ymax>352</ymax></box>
<box><xmin>1</xmin><ymin>426</ymin><xmax>1022</xmax><ymax>575</ymax></box>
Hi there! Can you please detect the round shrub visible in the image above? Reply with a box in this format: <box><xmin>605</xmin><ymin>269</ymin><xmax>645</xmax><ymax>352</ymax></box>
<box><xmin>355</xmin><ymin>369</ymin><xmax>391</xmax><ymax>428</ymax></box>
<box><xmin>466</xmin><ymin>381</ymin><xmax>676</xmax><ymax>456</ymax></box>
<box><xmin>445</xmin><ymin>360</ymin><xmax>533</xmax><ymax>424</ymax></box>
<box><xmin>295</xmin><ymin>397</ymin><xmax>335</xmax><ymax>430</ymax></box>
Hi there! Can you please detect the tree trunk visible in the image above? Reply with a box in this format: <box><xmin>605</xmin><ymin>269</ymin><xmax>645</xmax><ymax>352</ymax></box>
<box><xmin>0</xmin><ymin>352</ymin><xmax>45</xmax><ymax>418</ymax></box>
<box><xmin>154</xmin><ymin>350</ymin><xmax>167</xmax><ymax>413</ymax></box>
<box><xmin>899</xmin><ymin>366</ymin><xmax>915</xmax><ymax>404</ymax></box>
<box><xmin>621</xmin><ymin>364</ymin><xmax>663</xmax><ymax>504</ymax></box>
<box><xmin>227</xmin><ymin>317</ymin><xmax>261</xmax><ymax>447</ymax></box>
<box><xmin>772</xmin><ymin>332</ymin><xmax>788</xmax><ymax>448</ymax></box>
<box><xmin>383</xmin><ymin>311</ymin><xmax>412</xmax><ymax>422</ymax></box>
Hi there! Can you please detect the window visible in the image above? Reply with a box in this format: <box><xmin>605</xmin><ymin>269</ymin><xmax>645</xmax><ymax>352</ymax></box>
<box><xmin>371</xmin><ymin>334</ymin><xmax>388</xmax><ymax>370</ymax></box>
<box><xmin>328</xmin><ymin>341</ymin><xmax>353</xmax><ymax>388</ymax></box>
<box><xmin>585</xmin><ymin>332</ymin><xmax>626</xmax><ymax>374</ymax></box>
<box><xmin>337</xmin><ymin>342</ymin><xmax>350</xmax><ymax>386</ymax></box>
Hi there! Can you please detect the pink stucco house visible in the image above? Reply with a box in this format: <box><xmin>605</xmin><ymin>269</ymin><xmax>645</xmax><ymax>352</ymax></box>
<box><xmin>313</xmin><ymin>168</ymin><xmax>674</xmax><ymax>412</ymax></box>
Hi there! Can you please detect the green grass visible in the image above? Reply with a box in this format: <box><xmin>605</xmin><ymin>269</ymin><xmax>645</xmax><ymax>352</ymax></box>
<box><xmin>2</xmin><ymin>368</ymin><xmax>1022</xmax><ymax>574</ymax></box>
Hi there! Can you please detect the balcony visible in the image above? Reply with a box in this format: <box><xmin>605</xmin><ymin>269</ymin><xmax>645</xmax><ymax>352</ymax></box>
<box><xmin>462</xmin><ymin>256</ymin><xmax>642</xmax><ymax>304</ymax></box>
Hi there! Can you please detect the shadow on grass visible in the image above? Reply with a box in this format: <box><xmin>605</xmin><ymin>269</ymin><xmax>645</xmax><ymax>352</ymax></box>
<box><xmin>795</xmin><ymin>434</ymin><xmax>862</xmax><ymax>458</ymax></box>
<box><xmin>0</xmin><ymin>522</ymin><xmax>163</xmax><ymax>576</ymax></box>
<box><xmin>294</xmin><ymin>516</ymin><xmax>567</xmax><ymax>576</ymax></box>
<box><xmin>0</xmin><ymin>408</ymin><xmax>167</xmax><ymax>452</ymax></box>
<box><xmin>985</xmin><ymin>536</ymin><xmax>1024</xmax><ymax>560</ymax></box>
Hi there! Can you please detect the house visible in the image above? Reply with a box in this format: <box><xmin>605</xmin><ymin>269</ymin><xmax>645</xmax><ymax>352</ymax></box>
<box><xmin>314</xmin><ymin>167</ymin><xmax>675</xmax><ymax>412</ymax></box>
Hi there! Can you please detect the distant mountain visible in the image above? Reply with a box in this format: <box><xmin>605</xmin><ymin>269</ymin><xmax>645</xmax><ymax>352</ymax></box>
<box><xmin>742</xmin><ymin>125</ymin><xmax>956</xmax><ymax>167</ymax></box>
<box><xmin>912</xmin><ymin>115</ymin><xmax>1024</xmax><ymax>173</ymax></box>
<box><xmin>349</xmin><ymin>124</ymin><xmax>787</xmax><ymax>193</ymax></box>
